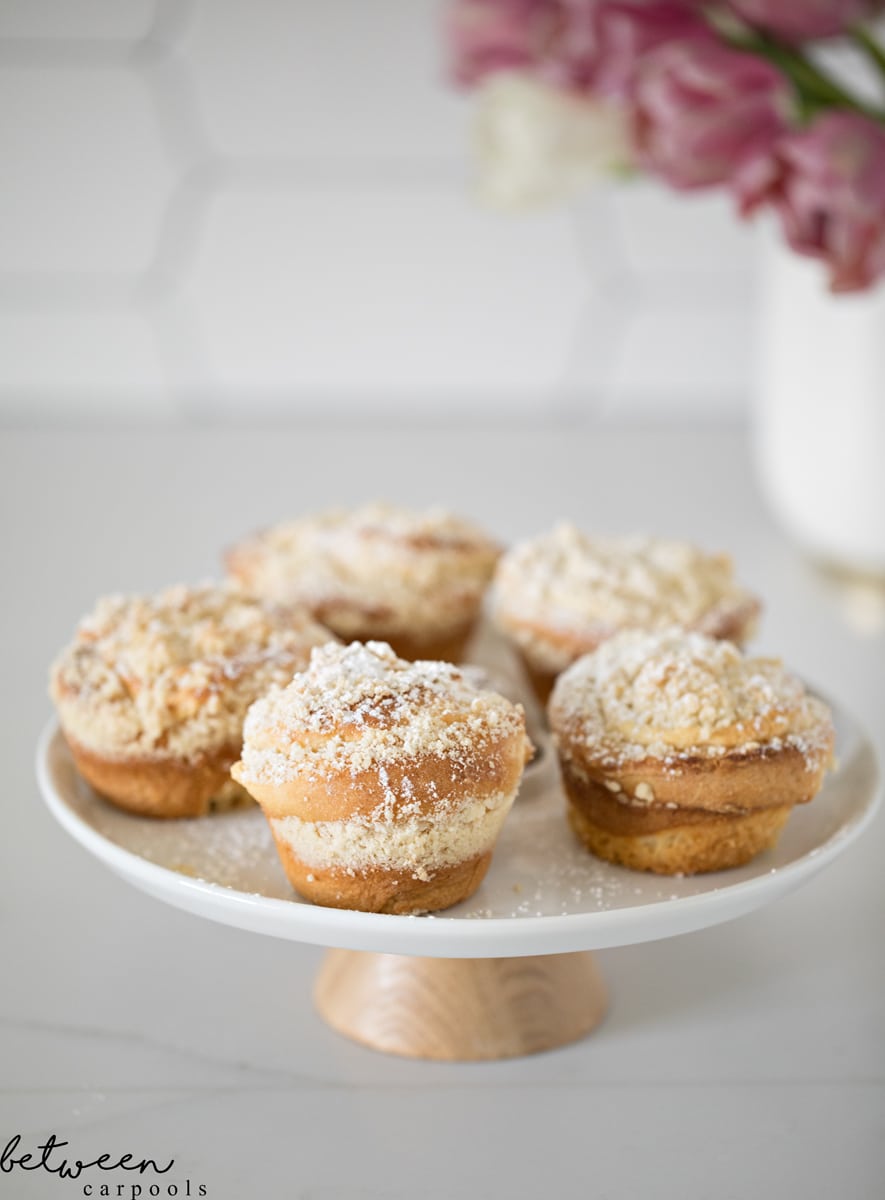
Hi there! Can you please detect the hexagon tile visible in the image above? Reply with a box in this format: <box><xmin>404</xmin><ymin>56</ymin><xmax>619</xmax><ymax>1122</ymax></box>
<box><xmin>0</xmin><ymin>0</ymin><xmax>756</xmax><ymax>423</ymax></box>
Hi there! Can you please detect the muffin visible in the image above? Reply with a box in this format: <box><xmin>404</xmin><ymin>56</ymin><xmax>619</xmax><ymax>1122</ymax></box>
<box><xmin>493</xmin><ymin>524</ymin><xmax>760</xmax><ymax>704</ymax></box>
<box><xmin>225</xmin><ymin>502</ymin><xmax>501</xmax><ymax>662</ymax></box>
<box><xmin>50</xmin><ymin>584</ymin><xmax>334</xmax><ymax>818</ymax></box>
<box><xmin>548</xmin><ymin>628</ymin><xmax>834</xmax><ymax>875</ymax></box>
<box><xmin>232</xmin><ymin>640</ymin><xmax>533</xmax><ymax>913</ymax></box>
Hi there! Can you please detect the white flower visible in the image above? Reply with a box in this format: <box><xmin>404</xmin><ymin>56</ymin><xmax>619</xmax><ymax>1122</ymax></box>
<box><xmin>473</xmin><ymin>72</ymin><xmax>632</xmax><ymax>209</ymax></box>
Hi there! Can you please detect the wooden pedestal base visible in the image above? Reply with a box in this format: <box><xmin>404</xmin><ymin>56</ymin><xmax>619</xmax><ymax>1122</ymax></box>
<box><xmin>314</xmin><ymin>950</ymin><xmax>607</xmax><ymax>1061</ymax></box>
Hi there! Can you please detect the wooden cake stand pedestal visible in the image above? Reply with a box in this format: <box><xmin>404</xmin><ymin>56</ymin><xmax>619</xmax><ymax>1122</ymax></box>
<box><xmin>315</xmin><ymin>949</ymin><xmax>607</xmax><ymax>1060</ymax></box>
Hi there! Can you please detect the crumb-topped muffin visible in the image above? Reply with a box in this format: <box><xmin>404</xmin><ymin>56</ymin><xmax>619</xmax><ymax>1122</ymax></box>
<box><xmin>225</xmin><ymin>502</ymin><xmax>501</xmax><ymax>662</ymax></box>
<box><xmin>232</xmin><ymin>640</ymin><xmax>533</xmax><ymax>913</ymax></box>
<box><xmin>493</xmin><ymin>525</ymin><xmax>760</xmax><ymax>703</ymax></box>
<box><xmin>548</xmin><ymin>628</ymin><xmax>834</xmax><ymax>875</ymax></box>
<box><xmin>50</xmin><ymin>584</ymin><xmax>334</xmax><ymax>818</ymax></box>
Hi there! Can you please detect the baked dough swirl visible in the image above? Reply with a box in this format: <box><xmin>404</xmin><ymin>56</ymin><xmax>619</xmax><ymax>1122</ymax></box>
<box><xmin>549</xmin><ymin>629</ymin><xmax>834</xmax><ymax>874</ymax></box>
<box><xmin>233</xmin><ymin>640</ymin><xmax>533</xmax><ymax>913</ymax></box>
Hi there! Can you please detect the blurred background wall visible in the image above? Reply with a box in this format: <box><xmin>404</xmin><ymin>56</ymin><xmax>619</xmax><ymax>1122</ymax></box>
<box><xmin>0</xmin><ymin>0</ymin><xmax>760</xmax><ymax>425</ymax></box>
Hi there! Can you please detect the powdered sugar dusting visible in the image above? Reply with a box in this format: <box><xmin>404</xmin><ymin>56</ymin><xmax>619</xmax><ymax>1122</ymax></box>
<box><xmin>270</xmin><ymin>790</ymin><xmax>514</xmax><ymax>880</ymax></box>
<box><xmin>227</xmin><ymin>502</ymin><xmax>500</xmax><ymax>638</ymax></box>
<box><xmin>493</xmin><ymin>525</ymin><xmax>758</xmax><ymax>671</ymax></box>
<box><xmin>549</xmin><ymin>628</ymin><xmax>834</xmax><ymax>770</ymax></box>
<box><xmin>238</xmin><ymin>640</ymin><xmax>530</xmax><ymax>785</ymax></box>
<box><xmin>49</xmin><ymin>584</ymin><xmax>334</xmax><ymax>760</ymax></box>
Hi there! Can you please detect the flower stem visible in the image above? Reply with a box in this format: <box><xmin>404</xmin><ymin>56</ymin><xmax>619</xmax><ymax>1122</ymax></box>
<box><xmin>723</xmin><ymin>27</ymin><xmax>885</xmax><ymax>123</ymax></box>
<box><xmin>851</xmin><ymin>25</ymin><xmax>885</xmax><ymax>86</ymax></box>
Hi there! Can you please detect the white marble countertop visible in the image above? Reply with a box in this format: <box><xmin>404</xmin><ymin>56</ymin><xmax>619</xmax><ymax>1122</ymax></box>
<box><xmin>3</xmin><ymin>426</ymin><xmax>883</xmax><ymax>1200</ymax></box>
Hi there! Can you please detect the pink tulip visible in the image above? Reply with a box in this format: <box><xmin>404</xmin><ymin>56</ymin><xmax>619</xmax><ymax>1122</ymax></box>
<box><xmin>448</xmin><ymin>0</ymin><xmax>559</xmax><ymax>85</ymax></box>
<box><xmin>447</xmin><ymin>0</ymin><xmax>597</xmax><ymax>89</ymax></box>
<box><xmin>632</xmin><ymin>37</ymin><xmax>791</xmax><ymax>189</ymax></box>
<box><xmin>590</xmin><ymin>2</ymin><xmax>709</xmax><ymax>97</ymax></box>
<box><xmin>728</xmin><ymin>1</ymin><xmax>882</xmax><ymax>41</ymax></box>
<box><xmin>744</xmin><ymin>112</ymin><xmax>885</xmax><ymax>291</ymax></box>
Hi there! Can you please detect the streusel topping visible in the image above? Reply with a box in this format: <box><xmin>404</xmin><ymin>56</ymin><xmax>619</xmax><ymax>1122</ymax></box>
<box><xmin>226</xmin><ymin>503</ymin><xmax>501</xmax><ymax>637</ymax></box>
<box><xmin>549</xmin><ymin>628</ymin><xmax>833</xmax><ymax>769</ymax></box>
<box><xmin>494</xmin><ymin>525</ymin><xmax>758</xmax><ymax>660</ymax></box>
<box><xmin>270</xmin><ymin>793</ymin><xmax>514</xmax><ymax>881</ymax></box>
<box><xmin>237</xmin><ymin>640</ymin><xmax>531</xmax><ymax>784</ymax></box>
<box><xmin>50</xmin><ymin>584</ymin><xmax>334</xmax><ymax>759</ymax></box>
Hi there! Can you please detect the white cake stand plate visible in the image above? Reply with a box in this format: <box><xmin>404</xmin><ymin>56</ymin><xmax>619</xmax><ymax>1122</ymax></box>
<box><xmin>37</xmin><ymin>702</ymin><xmax>879</xmax><ymax>1060</ymax></box>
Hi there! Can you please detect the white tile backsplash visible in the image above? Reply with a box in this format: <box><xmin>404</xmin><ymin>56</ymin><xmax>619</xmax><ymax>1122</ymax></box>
<box><xmin>0</xmin><ymin>67</ymin><xmax>175</xmax><ymax>275</ymax></box>
<box><xmin>0</xmin><ymin>0</ymin><xmax>759</xmax><ymax>423</ymax></box>
<box><xmin>612</xmin><ymin>184</ymin><xmax>757</xmax><ymax>278</ymax></box>
<box><xmin>0</xmin><ymin>1</ymin><xmax>155</xmax><ymax>41</ymax></box>
<box><xmin>183</xmin><ymin>0</ymin><xmax>466</xmax><ymax>163</ymax></box>
<box><xmin>183</xmin><ymin>185</ymin><xmax>588</xmax><ymax>402</ymax></box>
<box><xmin>607</xmin><ymin>305</ymin><xmax>751</xmax><ymax>418</ymax></box>
<box><xmin>0</xmin><ymin>311</ymin><xmax>167</xmax><ymax>403</ymax></box>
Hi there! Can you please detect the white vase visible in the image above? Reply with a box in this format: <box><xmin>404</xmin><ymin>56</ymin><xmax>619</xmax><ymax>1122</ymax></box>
<box><xmin>754</xmin><ymin>237</ymin><xmax>885</xmax><ymax>575</ymax></box>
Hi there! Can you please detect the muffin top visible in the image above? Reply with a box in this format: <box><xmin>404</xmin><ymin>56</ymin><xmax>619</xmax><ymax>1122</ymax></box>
<box><xmin>549</xmin><ymin>628</ymin><xmax>833</xmax><ymax>771</ymax></box>
<box><xmin>493</xmin><ymin>524</ymin><xmax>759</xmax><ymax>668</ymax></box>
<box><xmin>225</xmin><ymin>502</ymin><xmax>501</xmax><ymax>638</ymax></box>
<box><xmin>235</xmin><ymin>641</ymin><xmax>532</xmax><ymax>811</ymax></box>
<box><xmin>50</xmin><ymin>584</ymin><xmax>334</xmax><ymax>760</ymax></box>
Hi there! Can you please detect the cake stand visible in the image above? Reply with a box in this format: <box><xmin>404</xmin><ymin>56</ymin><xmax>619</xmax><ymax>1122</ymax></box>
<box><xmin>37</xmin><ymin>700</ymin><xmax>879</xmax><ymax>1061</ymax></box>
